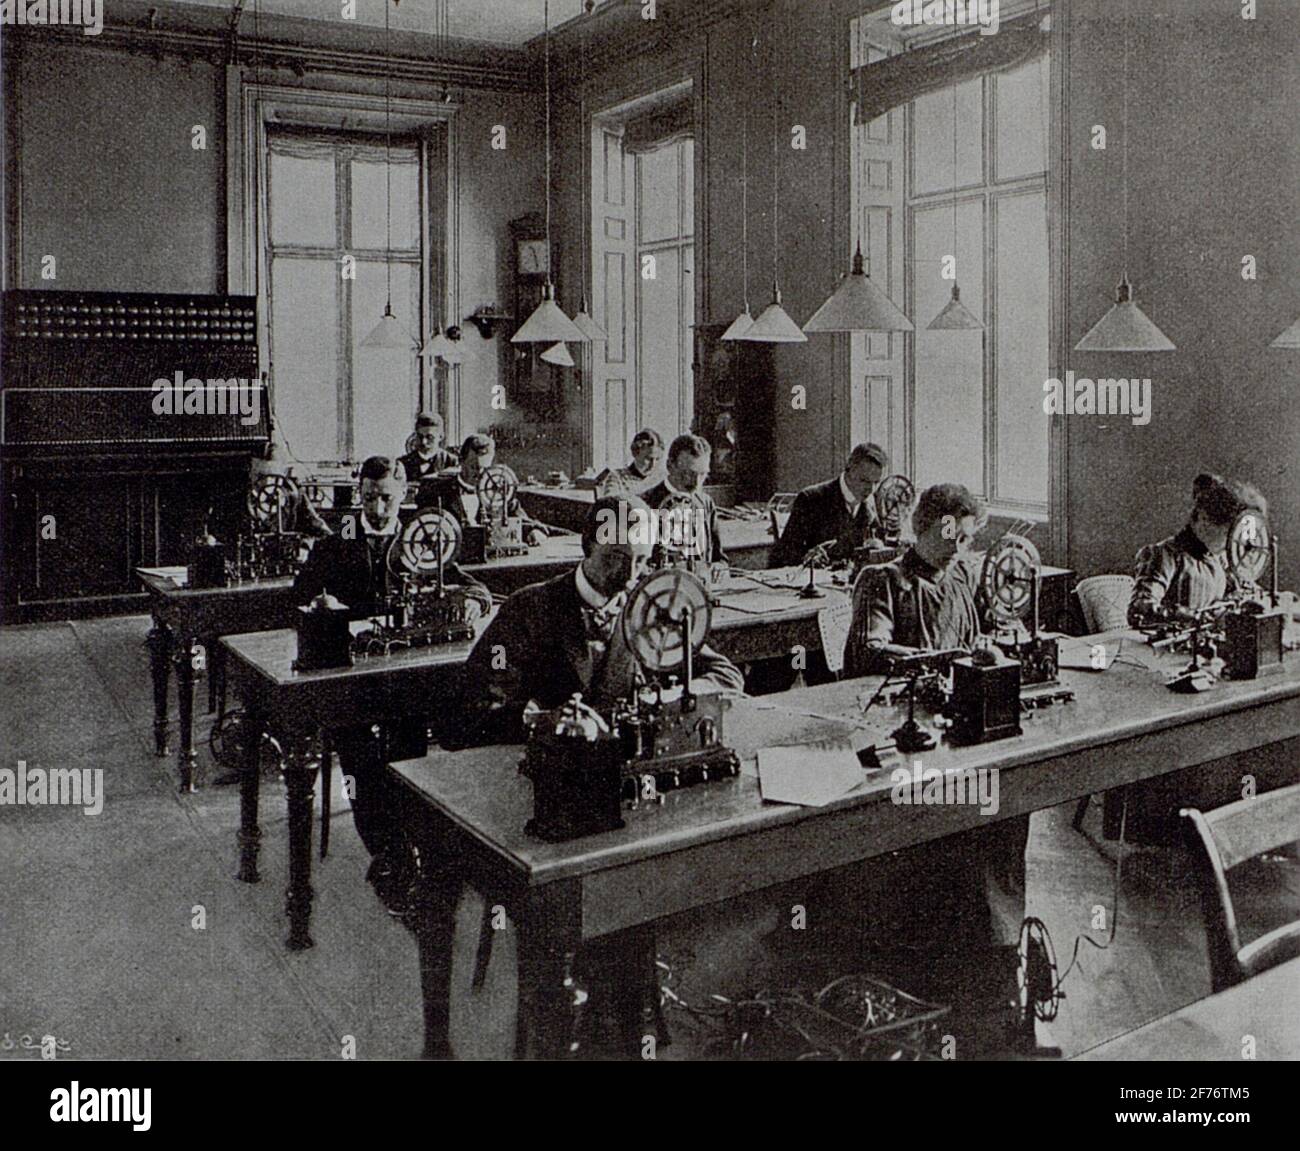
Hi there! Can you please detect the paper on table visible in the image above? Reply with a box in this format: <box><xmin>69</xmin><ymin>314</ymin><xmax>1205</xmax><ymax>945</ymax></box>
<box><xmin>1058</xmin><ymin>637</ymin><xmax>1118</xmax><ymax>670</ymax></box>
<box><xmin>817</xmin><ymin>597</ymin><xmax>854</xmax><ymax>673</ymax></box>
<box><xmin>758</xmin><ymin>739</ymin><xmax>866</xmax><ymax>807</ymax></box>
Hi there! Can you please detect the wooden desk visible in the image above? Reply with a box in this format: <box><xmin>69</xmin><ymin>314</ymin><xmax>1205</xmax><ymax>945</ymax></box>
<box><xmin>137</xmin><ymin>567</ymin><xmax>297</xmax><ymax>791</ymax></box>
<box><xmin>519</xmin><ymin>485</ymin><xmax>775</xmax><ymax>570</ymax></box>
<box><xmin>391</xmin><ymin>641</ymin><xmax>1300</xmax><ymax>1058</ymax></box>
<box><xmin>138</xmin><ymin>535</ymin><xmax>584</xmax><ymax>789</ymax></box>
<box><xmin>220</xmin><ymin>567</ymin><xmax>848</xmax><ymax>947</ymax></box>
<box><xmin>1075</xmin><ymin>959</ymin><xmax>1300</xmax><ymax>1060</ymax></box>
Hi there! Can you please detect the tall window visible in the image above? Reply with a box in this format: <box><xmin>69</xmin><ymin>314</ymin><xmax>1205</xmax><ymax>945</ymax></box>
<box><xmin>851</xmin><ymin>22</ymin><xmax>1050</xmax><ymax>513</ymax></box>
<box><xmin>591</xmin><ymin>100</ymin><xmax>695</xmax><ymax>474</ymax></box>
<box><xmin>635</xmin><ymin>137</ymin><xmax>695</xmax><ymax>444</ymax></box>
<box><xmin>265</xmin><ymin>128</ymin><xmax>423</xmax><ymax>463</ymax></box>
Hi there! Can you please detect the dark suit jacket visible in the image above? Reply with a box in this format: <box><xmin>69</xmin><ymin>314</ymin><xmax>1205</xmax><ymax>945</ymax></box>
<box><xmin>642</xmin><ymin>481</ymin><xmax>727</xmax><ymax>566</ymax></box>
<box><xmin>293</xmin><ymin>531</ymin><xmax>481</xmax><ymax>618</ymax></box>
<box><xmin>447</xmin><ymin>572</ymin><xmax>744</xmax><ymax>749</ymax></box>
<box><xmin>423</xmin><ymin>474</ymin><xmax>549</xmax><ymax>536</ymax></box>
<box><xmin>399</xmin><ymin>450</ymin><xmax>458</xmax><ymax>508</ymax></box>
<box><xmin>769</xmin><ymin>476</ymin><xmax>881</xmax><ymax>569</ymax></box>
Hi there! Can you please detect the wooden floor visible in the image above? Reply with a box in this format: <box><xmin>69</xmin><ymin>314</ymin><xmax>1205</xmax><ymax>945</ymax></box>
<box><xmin>2</xmin><ymin>615</ymin><xmax>1295</xmax><ymax>1059</ymax></box>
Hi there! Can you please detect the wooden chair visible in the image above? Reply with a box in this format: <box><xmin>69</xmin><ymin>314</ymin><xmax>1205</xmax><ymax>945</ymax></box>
<box><xmin>766</xmin><ymin>492</ymin><xmax>797</xmax><ymax>543</ymax></box>
<box><xmin>1181</xmin><ymin>782</ymin><xmax>1300</xmax><ymax>992</ymax></box>
<box><xmin>1070</xmin><ymin>574</ymin><xmax>1135</xmax><ymax>832</ymax></box>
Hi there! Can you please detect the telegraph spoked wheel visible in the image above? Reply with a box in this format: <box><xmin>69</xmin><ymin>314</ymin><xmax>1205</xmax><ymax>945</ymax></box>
<box><xmin>657</xmin><ymin>492</ymin><xmax>707</xmax><ymax>558</ymax></box>
<box><xmin>389</xmin><ymin>509</ymin><xmax>461</xmax><ymax>576</ymax></box>
<box><xmin>622</xmin><ymin>568</ymin><xmax>711</xmax><ymax>674</ymax></box>
<box><xmin>476</xmin><ymin>464</ymin><xmax>518</xmax><ymax>522</ymax></box>
<box><xmin>1017</xmin><ymin>917</ymin><xmax>1061</xmax><ymax>1024</ymax></box>
<box><xmin>247</xmin><ymin>473</ymin><xmax>300</xmax><ymax>528</ymax></box>
<box><xmin>209</xmin><ymin>709</ymin><xmax>285</xmax><ymax>776</ymax></box>
<box><xmin>874</xmin><ymin>474</ymin><xmax>915</xmax><ymax>532</ymax></box>
<box><xmin>1226</xmin><ymin>508</ymin><xmax>1270</xmax><ymax>584</ymax></box>
<box><xmin>980</xmin><ymin>534</ymin><xmax>1041</xmax><ymax>626</ymax></box>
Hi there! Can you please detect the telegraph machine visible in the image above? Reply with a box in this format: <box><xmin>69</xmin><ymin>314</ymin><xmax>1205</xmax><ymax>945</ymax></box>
<box><xmin>460</xmin><ymin>463</ymin><xmax>531</xmax><ymax>563</ymax></box>
<box><xmin>1152</xmin><ymin>508</ymin><xmax>1288</xmax><ymax>691</ymax></box>
<box><xmin>186</xmin><ymin>473</ymin><xmax>310</xmax><ymax>588</ymax></box>
<box><xmin>979</xmin><ymin>533</ymin><xmax>1060</xmax><ymax>687</ymax></box>
<box><xmin>653</xmin><ymin>492</ymin><xmax>720</xmax><ymax>589</ymax></box>
<box><xmin>351</xmin><ymin>509</ymin><xmax>493</xmax><ymax>659</ymax></box>
<box><xmin>520</xmin><ymin>568</ymin><xmax>740</xmax><ymax>841</ymax></box>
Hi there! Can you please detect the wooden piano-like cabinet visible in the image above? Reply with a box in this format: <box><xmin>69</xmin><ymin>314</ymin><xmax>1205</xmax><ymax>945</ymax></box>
<box><xmin>1</xmin><ymin>290</ymin><xmax>268</xmax><ymax>622</ymax></box>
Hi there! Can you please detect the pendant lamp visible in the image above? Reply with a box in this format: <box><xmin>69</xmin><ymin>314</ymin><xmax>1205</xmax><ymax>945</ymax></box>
<box><xmin>927</xmin><ymin>81</ymin><xmax>982</xmax><ymax>331</ymax></box>
<box><xmin>740</xmin><ymin>18</ymin><xmax>805</xmax><ymax>344</ymax></box>
<box><xmin>1075</xmin><ymin>0</ymin><xmax>1174</xmax><ymax>352</ymax></box>
<box><xmin>512</xmin><ymin>0</ymin><xmax>589</xmax><ymax>345</ymax></box>
<box><xmin>361</xmin><ymin>1</ymin><xmax>416</xmax><ymax>351</ymax></box>
<box><xmin>804</xmin><ymin>242</ymin><xmax>913</xmax><ymax>333</ymax></box>
<box><xmin>541</xmin><ymin>341</ymin><xmax>575</xmax><ymax>367</ymax></box>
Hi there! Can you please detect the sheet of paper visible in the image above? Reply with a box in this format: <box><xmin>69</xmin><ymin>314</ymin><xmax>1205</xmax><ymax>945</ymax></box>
<box><xmin>817</xmin><ymin>598</ymin><xmax>854</xmax><ymax>673</ymax></box>
<box><xmin>1058</xmin><ymin>637</ymin><xmax>1118</xmax><ymax>670</ymax></box>
<box><xmin>138</xmin><ymin>566</ymin><xmax>189</xmax><ymax>587</ymax></box>
<box><xmin>757</xmin><ymin>740</ymin><xmax>866</xmax><ymax>807</ymax></box>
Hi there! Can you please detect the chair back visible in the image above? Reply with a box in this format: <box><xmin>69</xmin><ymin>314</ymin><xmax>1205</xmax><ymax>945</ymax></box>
<box><xmin>1074</xmin><ymin>574</ymin><xmax>1134</xmax><ymax>632</ymax></box>
<box><xmin>766</xmin><ymin>492</ymin><xmax>797</xmax><ymax>542</ymax></box>
<box><xmin>1181</xmin><ymin>782</ymin><xmax>1300</xmax><ymax>991</ymax></box>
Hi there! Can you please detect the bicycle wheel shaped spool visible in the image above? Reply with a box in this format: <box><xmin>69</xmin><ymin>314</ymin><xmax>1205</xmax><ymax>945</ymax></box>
<box><xmin>980</xmin><ymin>534</ymin><xmax>1041</xmax><ymax>626</ymax></box>
<box><xmin>622</xmin><ymin>568</ymin><xmax>712</xmax><ymax>674</ymax></box>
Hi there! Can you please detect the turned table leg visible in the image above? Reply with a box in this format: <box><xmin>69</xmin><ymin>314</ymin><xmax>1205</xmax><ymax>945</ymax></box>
<box><xmin>236</xmin><ymin>706</ymin><xmax>264</xmax><ymax>885</ymax></box>
<box><xmin>146</xmin><ymin>617</ymin><xmax>173</xmax><ymax>757</ymax></box>
<box><xmin>175</xmin><ymin>638</ymin><xmax>199</xmax><ymax>791</ymax></box>
<box><xmin>283</xmin><ymin>738</ymin><xmax>320</xmax><ymax>951</ymax></box>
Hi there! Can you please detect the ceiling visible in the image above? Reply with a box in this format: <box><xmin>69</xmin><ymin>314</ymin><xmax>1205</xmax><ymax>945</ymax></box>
<box><xmin>163</xmin><ymin>0</ymin><xmax>598</xmax><ymax>48</ymax></box>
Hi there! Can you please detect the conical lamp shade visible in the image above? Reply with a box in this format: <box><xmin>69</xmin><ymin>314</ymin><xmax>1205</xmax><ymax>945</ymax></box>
<box><xmin>511</xmin><ymin>282</ymin><xmax>589</xmax><ymax>344</ymax></box>
<box><xmin>421</xmin><ymin>328</ymin><xmax>464</xmax><ymax>365</ymax></box>
<box><xmin>541</xmin><ymin>341</ymin><xmax>574</xmax><ymax>367</ymax></box>
<box><xmin>741</xmin><ymin>284</ymin><xmax>807</xmax><ymax>343</ymax></box>
<box><xmin>1075</xmin><ymin>278</ymin><xmax>1175</xmax><ymax>352</ymax></box>
<box><xmin>361</xmin><ymin>305</ymin><xmax>412</xmax><ymax>350</ymax></box>
<box><xmin>721</xmin><ymin>308</ymin><xmax>754</xmax><ymax>341</ymax></box>
<box><xmin>1269</xmin><ymin>315</ymin><xmax>1300</xmax><ymax>349</ymax></box>
<box><xmin>573</xmin><ymin>307</ymin><xmax>606</xmax><ymax>342</ymax></box>
<box><xmin>927</xmin><ymin>283</ymin><xmax>984</xmax><ymax>331</ymax></box>
<box><xmin>804</xmin><ymin>246</ymin><xmax>913</xmax><ymax>333</ymax></box>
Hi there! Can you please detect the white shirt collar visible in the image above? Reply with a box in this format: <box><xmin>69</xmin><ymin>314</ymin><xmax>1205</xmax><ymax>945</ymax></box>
<box><xmin>575</xmin><ymin>563</ymin><xmax>612</xmax><ymax>610</ymax></box>
<box><xmin>839</xmin><ymin>472</ymin><xmax>860</xmax><ymax>514</ymax></box>
<box><xmin>362</xmin><ymin>514</ymin><xmax>399</xmax><ymax>538</ymax></box>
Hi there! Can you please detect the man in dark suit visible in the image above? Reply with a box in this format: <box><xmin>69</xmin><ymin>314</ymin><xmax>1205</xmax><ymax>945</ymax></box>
<box><xmin>292</xmin><ymin>456</ymin><xmax>483</xmax><ymax>914</ymax></box>
<box><xmin>425</xmin><ymin>433</ymin><xmax>550</xmax><ymax>545</ymax></box>
<box><xmin>449</xmin><ymin>492</ymin><xmax>742</xmax><ymax>750</ymax></box>
<box><xmin>769</xmin><ymin>442</ymin><xmax>887</xmax><ymax>569</ymax></box>
<box><xmin>641</xmin><ymin>433</ymin><xmax>727</xmax><ymax>567</ymax></box>
<box><xmin>399</xmin><ymin>411</ymin><xmax>457</xmax><ymax>507</ymax></box>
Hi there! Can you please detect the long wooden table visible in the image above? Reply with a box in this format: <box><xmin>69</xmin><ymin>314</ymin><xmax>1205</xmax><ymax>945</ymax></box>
<box><xmin>221</xmin><ymin>567</ymin><xmax>850</xmax><ymax>948</ymax></box>
<box><xmin>390</xmin><ymin>638</ymin><xmax>1300</xmax><ymax>1058</ymax></box>
<box><xmin>1074</xmin><ymin>958</ymin><xmax>1300</xmax><ymax>1060</ymax></box>
<box><xmin>138</xmin><ymin>535</ymin><xmax>590</xmax><ymax>789</ymax></box>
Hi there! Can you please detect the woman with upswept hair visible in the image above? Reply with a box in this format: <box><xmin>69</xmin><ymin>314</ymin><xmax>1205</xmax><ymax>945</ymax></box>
<box><xmin>1127</xmin><ymin>473</ymin><xmax>1267</xmax><ymax>627</ymax></box>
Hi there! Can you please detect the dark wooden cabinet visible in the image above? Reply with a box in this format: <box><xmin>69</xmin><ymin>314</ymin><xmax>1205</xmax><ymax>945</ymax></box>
<box><xmin>2</xmin><ymin>453</ymin><xmax>253</xmax><ymax>622</ymax></box>
<box><xmin>692</xmin><ymin>321</ymin><xmax>776</xmax><ymax>502</ymax></box>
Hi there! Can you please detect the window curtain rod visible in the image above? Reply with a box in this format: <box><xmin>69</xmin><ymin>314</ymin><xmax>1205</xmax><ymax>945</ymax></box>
<box><xmin>852</xmin><ymin>9</ymin><xmax>1050</xmax><ymax>122</ymax></box>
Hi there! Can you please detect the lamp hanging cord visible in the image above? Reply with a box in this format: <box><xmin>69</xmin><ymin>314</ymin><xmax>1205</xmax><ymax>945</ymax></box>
<box><xmin>544</xmin><ymin>0</ymin><xmax>552</xmax><ymax>289</ymax></box>
<box><xmin>1121</xmin><ymin>0</ymin><xmax>1129</xmax><ymax>281</ymax></box>
<box><xmin>771</xmin><ymin>21</ymin><xmax>779</xmax><ymax>290</ymax></box>
<box><xmin>384</xmin><ymin>0</ymin><xmax>393</xmax><ymax>313</ymax></box>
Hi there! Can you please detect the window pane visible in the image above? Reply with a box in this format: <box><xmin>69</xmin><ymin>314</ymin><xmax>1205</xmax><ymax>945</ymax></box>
<box><xmin>639</xmin><ymin>246</ymin><xmax>681</xmax><ymax>437</ymax></box>
<box><xmin>994</xmin><ymin>192</ymin><xmax>1049</xmax><ymax>504</ymax></box>
<box><xmin>271</xmin><ymin>257</ymin><xmax>339</xmax><ymax>460</ymax></box>
<box><xmin>351</xmin><ymin>260</ymin><xmax>420</xmax><ymax>462</ymax></box>
<box><xmin>268</xmin><ymin>149</ymin><xmax>336</xmax><ymax>248</ymax></box>
<box><xmin>638</xmin><ymin>143</ymin><xmax>680</xmax><ymax>244</ymax></box>
<box><xmin>995</xmin><ymin>56</ymin><xmax>1049</xmax><ymax>180</ymax></box>
<box><xmin>913</xmin><ymin>200</ymin><xmax>985</xmax><ymax>496</ymax></box>
<box><xmin>913</xmin><ymin>77</ymin><xmax>983</xmax><ymax>195</ymax></box>
<box><xmin>351</xmin><ymin>151</ymin><xmax>420</xmax><ymax>251</ymax></box>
